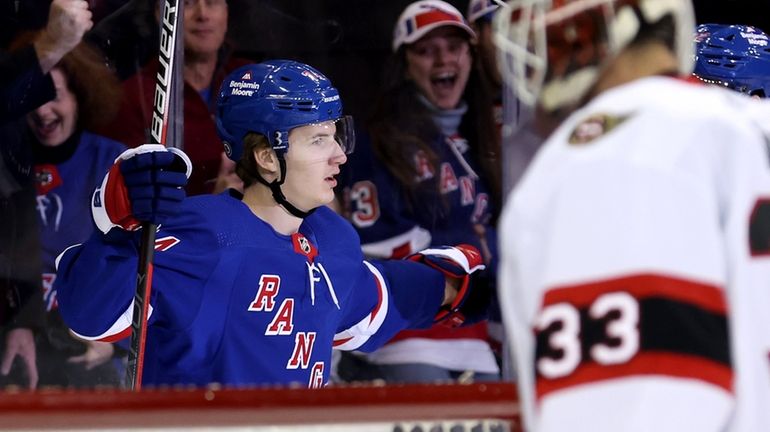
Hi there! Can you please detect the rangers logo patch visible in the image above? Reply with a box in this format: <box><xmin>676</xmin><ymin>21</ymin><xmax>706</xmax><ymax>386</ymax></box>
<box><xmin>568</xmin><ymin>114</ymin><xmax>629</xmax><ymax>145</ymax></box>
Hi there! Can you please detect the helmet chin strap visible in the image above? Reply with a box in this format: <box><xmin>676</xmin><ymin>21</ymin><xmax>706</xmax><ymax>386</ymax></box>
<box><xmin>256</xmin><ymin>158</ymin><xmax>315</xmax><ymax>219</ymax></box>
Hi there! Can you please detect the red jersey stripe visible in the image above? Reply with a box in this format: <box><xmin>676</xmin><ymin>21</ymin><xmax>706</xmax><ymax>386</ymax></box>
<box><xmin>543</xmin><ymin>273</ymin><xmax>726</xmax><ymax>314</ymax></box>
<box><xmin>536</xmin><ymin>351</ymin><xmax>734</xmax><ymax>401</ymax></box>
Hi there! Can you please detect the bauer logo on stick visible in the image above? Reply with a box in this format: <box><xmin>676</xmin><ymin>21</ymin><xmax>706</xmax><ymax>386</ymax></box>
<box><xmin>150</xmin><ymin>0</ymin><xmax>178</xmax><ymax>145</ymax></box>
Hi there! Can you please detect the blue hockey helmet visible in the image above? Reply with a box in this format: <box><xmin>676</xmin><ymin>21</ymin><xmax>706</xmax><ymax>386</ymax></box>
<box><xmin>694</xmin><ymin>24</ymin><xmax>770</xmax><ymax>97</ymax></box>
<box><xmin>216</xmin><ymin>60</ymin><xmax>355</xmax><ymax>161</ymax></box>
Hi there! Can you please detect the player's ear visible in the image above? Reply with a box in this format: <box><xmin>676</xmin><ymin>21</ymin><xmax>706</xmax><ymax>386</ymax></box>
<box><xmin>253</xmin><ymin>146</ymin><xmax>279</xmax><ymax>177</ymax></box>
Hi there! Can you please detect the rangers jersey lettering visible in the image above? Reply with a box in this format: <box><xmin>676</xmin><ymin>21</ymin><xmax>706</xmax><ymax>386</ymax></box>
<box><xmin>265</xmin><ymin>299</ymin><xmax>294</xmax><ymax>336</ymax></box>
<box><xmin>249</xmin><ymin>275</ymin><xmax>281</xmax><ymax>312</ymax></box>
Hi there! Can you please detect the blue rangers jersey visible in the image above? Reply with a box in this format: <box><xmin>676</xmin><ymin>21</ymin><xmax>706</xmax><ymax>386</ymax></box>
<box><xmin>341</xmin><ymin>132</ymin><xmax>497</xmax><ymax>263</ymax></box>
<box><xmin>54</xmin><ymin>192</ymin><xmax>446</xmax><ymax>388</ymax></box>
<box><xmin>339</xmin><ymin>131</ymin><xmax>500</xmax><ymax>374</ymax></box>
<box><xmin>34</xmin><ymin>131</ymin><xmax>125</xmax><ymax>311</ymax></box>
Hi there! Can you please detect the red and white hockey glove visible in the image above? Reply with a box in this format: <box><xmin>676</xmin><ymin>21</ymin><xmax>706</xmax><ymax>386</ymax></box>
<box><xmin>407</xmin><ymin>244</ymin><xmax>489</xmax><ymax>328</ymax></box>
<box><xmin>92</xmin><ymin>144</ymin><xmax>192</xmax><ymax>234</ymax></box>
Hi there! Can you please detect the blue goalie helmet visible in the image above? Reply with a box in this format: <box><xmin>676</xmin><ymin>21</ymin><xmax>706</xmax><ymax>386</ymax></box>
<box><xmin>694</xmin><ymin>24</ymin><xmax>770</xmax><ymax>97</ymax></box>
<box><xmin>216</xmin><ymin>60</ymin><xmax>355</xmax><ymax>161</ymax></box>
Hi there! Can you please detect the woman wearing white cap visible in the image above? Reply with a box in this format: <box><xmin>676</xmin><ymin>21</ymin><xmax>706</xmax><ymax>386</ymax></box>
<box><xmin>338</xmin><ymin>0</ymin><xmax>501</xmax><ymax>383</ymax></box>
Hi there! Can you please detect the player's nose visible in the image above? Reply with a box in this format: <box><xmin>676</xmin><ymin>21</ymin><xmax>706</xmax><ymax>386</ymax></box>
<box><xmin>330</xmin><ymin>143</ymin><xmax>347</xmax><ymax>165</ymax></box>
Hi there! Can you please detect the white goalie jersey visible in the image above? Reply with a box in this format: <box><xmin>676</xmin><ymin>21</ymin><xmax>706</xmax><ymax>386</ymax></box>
<box><xmin>499</xmin><ymin>76</ymin><xmax>770</xmax><ymax>432</ymax></box>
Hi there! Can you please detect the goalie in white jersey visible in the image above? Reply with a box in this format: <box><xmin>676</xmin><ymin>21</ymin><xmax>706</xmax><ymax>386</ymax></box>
<box><xmin>493</xmin><ymin>0</ymin><xmax>770</xmax><ymax>431</ymax></box>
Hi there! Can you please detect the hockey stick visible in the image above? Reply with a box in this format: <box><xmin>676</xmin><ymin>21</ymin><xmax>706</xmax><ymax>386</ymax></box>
<box><xmin>125</xmin><ymin>0</ymin><xmax>183</xmax><ymax>391</ymax></box>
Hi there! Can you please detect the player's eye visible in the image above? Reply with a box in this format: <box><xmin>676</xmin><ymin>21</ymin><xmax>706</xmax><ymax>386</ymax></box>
<box><xmin>312</xmin><ymin>136</ymin><xmax>333</xmax><ymax>146</ymax></box>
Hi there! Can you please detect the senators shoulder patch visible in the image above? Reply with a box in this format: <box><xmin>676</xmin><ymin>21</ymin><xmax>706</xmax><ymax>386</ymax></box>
<box><xmin>568</xmin><ymin>114</ymin><xmax>630</xmax><ymax>145</ymax></box>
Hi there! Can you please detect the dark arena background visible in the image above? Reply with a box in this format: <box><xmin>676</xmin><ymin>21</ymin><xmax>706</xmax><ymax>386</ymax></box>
<box><xmin>223</xmin><ymin>0</ymin><xmax>770</xmax><ymax>132</ymax></box>
<box><xmin>2</xmin><ymin>0</ymin><xmax>769</xmax><ymax>133</ymax></box>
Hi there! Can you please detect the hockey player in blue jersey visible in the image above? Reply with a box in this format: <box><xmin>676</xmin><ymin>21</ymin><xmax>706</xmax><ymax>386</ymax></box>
<box><xmin>53</xmin><ymin>59</ymin><xmax>487</xmax><ymax>388</ymax></box>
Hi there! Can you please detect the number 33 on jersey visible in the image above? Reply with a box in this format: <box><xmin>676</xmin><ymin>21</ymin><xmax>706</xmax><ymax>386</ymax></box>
<box><xmin>533</xmin><ymin>274</ymin><xmax>730</xmax><ymax>398</ymax></box>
